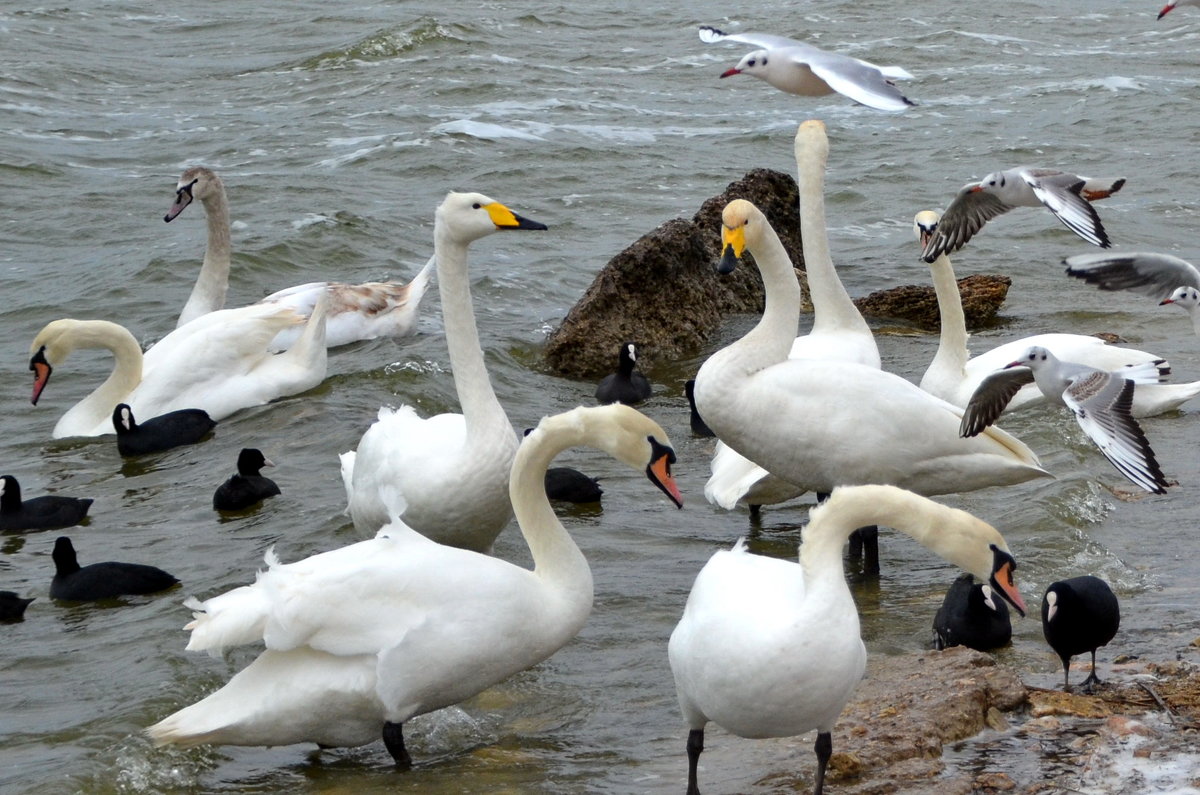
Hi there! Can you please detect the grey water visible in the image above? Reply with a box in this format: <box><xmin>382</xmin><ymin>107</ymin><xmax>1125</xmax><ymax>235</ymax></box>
<box><xmin>2</xmin><ymin>1</ymin><xmax>1198</xmax><ymax>792</ymax></box>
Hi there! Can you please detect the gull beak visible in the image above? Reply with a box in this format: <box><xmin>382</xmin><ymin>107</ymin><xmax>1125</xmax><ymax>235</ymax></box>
<box><xmin>719</xmin><ymin>67</ymin><xmax>741</xmax><ymax>78</ymax></box>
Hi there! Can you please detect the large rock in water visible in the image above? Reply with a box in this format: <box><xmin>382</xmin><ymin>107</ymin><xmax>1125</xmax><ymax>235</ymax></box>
<box><xmin>543</xmin><ymin>168</ymin><xmax>803</xmax><ymax>379</ymax></box>
<box><xmin>853</xmin><ymin>273</ymin><xmax>1013</xmax><ymax>331</ymax></box>
<box><xmin>543</xmin><ymin>169</ymin><xmax>1012</xmax><ymax>378</ymax></box>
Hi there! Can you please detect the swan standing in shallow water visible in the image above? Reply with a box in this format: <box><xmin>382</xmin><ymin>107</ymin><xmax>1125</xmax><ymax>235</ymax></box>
<box><xmin>147</xmin><ymin>404</ymin><xmax>683</xmax><ymax>765</ymax></box>
<box><xmin>917</xmin><ymin>211</ymin><xmax>1200</xmax><ymax>417</ymax></box>
<box><xmin>706</xmin><ymin>121</ymin><xmax>878</xmax><ymax>513</ymax></box>
<box><xmin>164</xmin><ymin>166</ymin><xmax>435</xmax><ymax>350</ymax></box>
<box><xmin>29</xmin><ymin>297</ymin><xmax>328</xmax><ymax>438</ymax></box>
<box><xmin>341</xmin><ymin>192</ymin><xmax>544</xmax><ymax>551</ymax></box>
<box><xmin>693</xmin><ymin>198</ymin><xmax>1050</xmax><ymax>501</ymax></box>
<box><xmin>669</xmin><ymin>484</ymin><xmax>1027</xmax><ymax>795</ymax></box>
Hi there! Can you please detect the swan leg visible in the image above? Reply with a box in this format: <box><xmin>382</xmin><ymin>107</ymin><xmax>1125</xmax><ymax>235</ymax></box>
<box><xmin>382</xmin><ymin>721</ymin><xmax>412</xmax><ymax>768</ymax></box>
<box><xmin>813</xmin><ymin>731</ymin><xmax>832</xmax><ymax>795</ymax></box>
<box><xmin>685</xmin><ymin>728</ymin><xmax>704</xmax><ymax>795</ymax></box>
<box><xmin>846</xmin><ymin>526</ymin><xmax>879</xmax><ymax>575</ymax></box>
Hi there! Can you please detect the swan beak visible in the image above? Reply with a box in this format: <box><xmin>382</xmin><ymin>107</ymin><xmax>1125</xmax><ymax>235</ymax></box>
<box><xmin>483</xmin><ymin>202</ymin><xmax>548</xmax><ymax>232</ymax></box>
<box><xmin>29</xmin><ymin>347</ymin><xmax>52</xmax><ymax>406</ymax></box>
<box><xmin>988</xmin><ymin>547</ymin><xmax>1027</xmax><ymax>618</ymax></box>
<box><xmin>718</xmin><ymin>225</ymin><xmax>746</xmax><ymax>274</ymax></box>
<box><xmin>719</xmin><ymin>67</ymin><xmax>741</xmax><ymax>78</ymax></box>
<box><xmin>164</xmin><ymin>179</ymin><xmax>196</xmax><ymax>223</ymax></box>
<box><xmin>646</xmin><ymin>442</ymin><xmax>684</xmax><ymax>509</ymax></box>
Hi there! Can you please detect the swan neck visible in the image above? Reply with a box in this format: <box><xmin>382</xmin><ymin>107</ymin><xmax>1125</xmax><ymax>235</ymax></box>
<box><xmin>434</xmin><ymin>231</ymin><xmax>508</xmax><ymax>435</ymax></box>
<box><xmin>736</xmin><ymin>220</ymin><xmax>803</xmax><ymax>369</ymax></box>
<box><xmin>509</xmin><ymin>422</ymin><xmax>593</xmax><ymax>599</ymax></box>
<box><xmin>55</xmin><ymin>322</ymin><xmax>144</xmax><ymax>432</ymax></box>
<box><xmin>801</xmin><ymin>485</ymin><xmax>995</xmax><ymax>583</ymax></box>
<box><xmin>180</xmin><ymin>183</ymin><xmax>232</xmax><ymax>325</ymax></box>
<box><xmin>927</xmin><ymin>252</ymin><xmax>970</xmax><ymax>375</ymax></box>
<box><xmin>796</xmin><ymin>132</ymin><xmax>867</xmax><ymax>336</ymax></box>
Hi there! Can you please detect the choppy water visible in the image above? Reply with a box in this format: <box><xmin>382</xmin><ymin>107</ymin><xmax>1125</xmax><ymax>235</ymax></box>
<box><xmin>2</xmin><ymin>1</ymin><xmax>1198</xmax><ymax>793</ymax></box>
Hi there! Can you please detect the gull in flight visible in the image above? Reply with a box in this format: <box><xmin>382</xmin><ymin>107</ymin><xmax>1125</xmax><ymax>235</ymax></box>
<box><xmin>960</xmin><ymin>346</ymin><xmax>1170</xmax><ymax>494</ymax></box>
<box><xmin>921</xmin><ymin>167</ymin><xmax>1125</xmax><ymax>263</ymax></box>
<box><xmin>1064</xmin><ymin>251</ymin><xmax>1200</xmax><ymax>335</ymax></box>
<box><xmin>1159</xmin><ymin>0</ymin><xmax>1200</xmax><ymax>19</ymax></box>
<box><xmin>698</xmin><ymin>26</ymin><xmax>916</xmax><ymax>111</ymax></box>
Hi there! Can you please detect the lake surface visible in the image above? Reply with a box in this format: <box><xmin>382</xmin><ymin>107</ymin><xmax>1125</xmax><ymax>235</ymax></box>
<box><xmin>2</xmin><ymin>1</ymin><xmax>1198</xmax><ymax>792</ymax></box>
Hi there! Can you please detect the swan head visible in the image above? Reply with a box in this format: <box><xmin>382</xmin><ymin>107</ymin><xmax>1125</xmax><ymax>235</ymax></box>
<box><xmin>435</xmin><ymin>192</ymin><xmax>547</xmax><ymax>245</ymax></box>
<box><xmin>1160</xmin><ymin>285</ymin><xmax>1199</xmax><ymax>309</ymax></box>
<box><xmin>985</xmin><ymin>545</ymin><xmax>1026</xmax><ymax>617</ymax></box>
<box><xmin>526</xmin><ymin>405</ymin><xmax>683</xmax><ymax>508</ymax></box>
<box><xmin>28</xmin><ymin>319</ymin><xmax>82</xmax><ymax>406</ymax></box>
<box><xmin>721</xmin><ymin>49</ymin><xmax>770</xmax><ymax>79</ymax></box>
<box><xmin>717</xmin><ymin>199</ymin><xmax>765</xmax><ymax>274</ymax></box>
<box><xmin>913</xmin><ymin>210</ymin><xmax>941</xmax><ymax>249</ymax></box>
<box><xmin>164</xmin><ymin>166</ymin><xmax>221</xmax><ymax>223</ymax></box>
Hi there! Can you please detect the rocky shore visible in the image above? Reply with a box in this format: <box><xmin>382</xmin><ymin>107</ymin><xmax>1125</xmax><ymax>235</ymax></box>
<box><xmin>695</xmin><ymin>645</ymin><xmax>1200</xmax><ymax>794</ymax></box>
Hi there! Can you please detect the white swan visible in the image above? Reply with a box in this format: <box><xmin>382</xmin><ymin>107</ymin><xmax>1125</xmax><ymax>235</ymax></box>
<box><xmin>668</xmin><ymin>484</ymin><xmax>1027</xmax><ymax>795</ymax></box>
<box><xmin>164</xmin><ymin>166</ymin><xmax>435</xmax><ymax>350</ymax></box>
<box><xmin>341</xmin><ymin>192</ymin><xmax>543</xmax><ymax>551</ymax></box>
<box><xmin>693</xmin><ymin>199</ymin><xmax>1050</xmax><ymax>498</ymax></box>
<box><xmin>29</xmin><ymin>297</ymin><xmax>328</xmax><ymax>438</ymax></box>
<box><xmin>706</xmin><ymin>120</ymin><xmax>878</xmax><ymax>511</ymax></box>
<box><xmin>146</xmin><ymin>404</ymin><xmax>684</xmax><ymax>764</ymax></box>
<box><xmin>918</xmin><ymin>211</ymin><xmax>1200</xmax><ymax>417</ymax></box>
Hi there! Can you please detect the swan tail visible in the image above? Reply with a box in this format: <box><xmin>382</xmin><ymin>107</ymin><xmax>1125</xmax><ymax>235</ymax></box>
<box><xmin>404</xmin><ymin>254</ymin><xmax>436</xmax><ymax>307</ymax></box>
<box><xmin>1131</xmin><ymin>380</ymin><xmax>1200</xmax><ymax>416</ymax></box>
<box><xmin>1121</xmin><ymin>358</ymin><xmax>1170</xmax><ymax>385</ymax></box>
<box><xmin>183</xmin><ymin>552</ymin><xmax>280</xmax><ymax>654</ymax></box>
<box><xmin>978</xmin><ymin>424</ymin><xmax>1052</xmax><ymax>472</ymax></box>
<box><xmin>277</xmin><ymin>290</ymin><xmax>329</xmax><ymax>375</ymax></box>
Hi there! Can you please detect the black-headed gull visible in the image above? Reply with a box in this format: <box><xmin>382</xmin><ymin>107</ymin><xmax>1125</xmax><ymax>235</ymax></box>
<box><xmin>960</xmin><ymin>346</ymin><xmax>1170</xmax><ymax>494</ymax></box>
<box><xmin>698</xmin><ymin>26</ymin><xmax>916</xmax><ymax>112</ymax></box>
<box><xmin>1159</xmin><ymin>0</ymin><xmax>1200</xmax><ymax>19</ymax></box>
<box><xmin>921</xmin><ymin>168</ymin><xmax>1125</xmax><ymax>263</ymax></box>
<box><xmin>1063</xmin><ymin>251</ymin><xmax>1200</xmax><ymax>334</ymax></box>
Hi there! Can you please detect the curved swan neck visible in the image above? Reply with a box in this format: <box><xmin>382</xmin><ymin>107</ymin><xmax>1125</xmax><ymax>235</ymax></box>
<box><xmin>433</xmin><ymin>229</ymin><xmax>509</xmax><ymax>436</ymax></box>
<box><xmin>794</xmin><ymin>121</ymin><xmax>870</xmax><ymax>337</ymax></box>
<box><xmin>509</xmin><ymin>414</ymin><xmax>594</xmax><ymax>598</ymax></box>
<box><xmin>926</xmin><ymin>251</ymin><xmax>970</xmax><ymax>378</ymax></box>
<box><xmin>179</xmin><ymin>176</ymin><xmax>232</xmax><ymax>327</ymax></box>
<box><xmin>47</xmin><ymin>321</ymin><xmax>144</xmax><ymax>434</ymax></box>
<box><xmin>741</xmin><ymin>218</ymin><xmax>804</xmax><ymax>365</ymax></box>
<box><xmin>801</xmin><ymin>485</ymin><xmax>1001</xmax><ymax>584</ymax></box>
